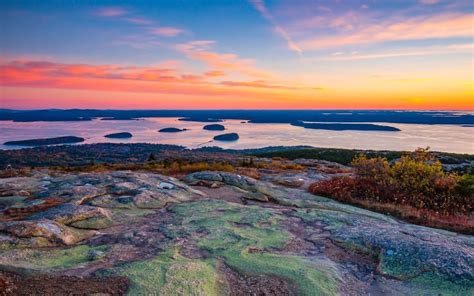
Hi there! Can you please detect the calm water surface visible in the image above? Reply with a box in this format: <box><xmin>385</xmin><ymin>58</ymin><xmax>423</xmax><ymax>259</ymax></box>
<box><xmin>0</xmin><ymin>118</ymin><xmax>472</xmax><ymax>153</ymax></box>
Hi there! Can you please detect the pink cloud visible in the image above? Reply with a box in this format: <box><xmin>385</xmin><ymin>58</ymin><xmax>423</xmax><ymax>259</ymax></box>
<box><xmin>220</xmin><ymin>80</ymin><xmax>303</xmax><ymax>90</ymax></box>
<box><xmin>175</xmin><ymin>40</ymin><xmax>272</xmax><ymax>78</ymax></box>
<box><xmin>320</xmin><ymin>43</ymin><xmax>474</xmax><ymax>61</ymax></box>
<box><xmin>0</xmin><ymin>59</ymin><xmax>294</xmax><ymax>98</ymax></box>
<box><xmin>420</xmin><ymin>0</ymin><xmax>441</xmax><ymax>4</ymax></box>
<box><xmin>95</xmin><ymin>7</ymin><xmax>128</xmax><ymax>17</ymax></box>
<box><xmin>150</xmin><ymin>27</ymin><xmax>184</xmax><ymax>37</ymax></box>
<box><xmin>124</xmin><ymin>17</ymin><xmax>153</xmax><ymax>25</ymax></box>
<box><xmin>300</xmin><ymin>13</ymin><xmax>473</xmax><ymax>49</ymax></box>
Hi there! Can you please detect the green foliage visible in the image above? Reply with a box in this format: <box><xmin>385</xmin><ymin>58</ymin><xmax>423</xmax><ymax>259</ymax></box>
<box><xmin>310</xmin><ymin>148</ymin><xmax>473</xmax><ymax>218</ymax></box>
<box><xmin>455</xmin><ymin>174</ymin><xmax>474</xmax><ymax>196</ymax></box>
<box><xmin>252</xmin><ymin>148</ymin><xmax>405</xmax><ymax>165</ymax></box>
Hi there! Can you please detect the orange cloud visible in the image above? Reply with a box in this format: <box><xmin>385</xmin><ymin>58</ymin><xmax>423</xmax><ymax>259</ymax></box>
<box><xmin>1</xmin><ymin>59</ymin><xmax>472</xmax><ymax>110</ymax></box>
<box><xmin>300</xmin><ymin>13</ymin><xmax>474</xmax><ymax>49</ymax></box>
<box><xmin>176</xmin><ymin>40</ymin><xmax>272</xmax><ymax>78</ymax></box>
<box><xmin>220</xmin><ymin>80</ymin><xmax>304</xmax><ymax>90</ymax></box>
<box><xmin>0</xmin><ymin>59</ymin><xmax>299</xmax><ymax>99</ymax></box>
<box><xmin>204</xmin><ymin>70</ymin><xmax>226</xmax><ymax>77</ymax></box>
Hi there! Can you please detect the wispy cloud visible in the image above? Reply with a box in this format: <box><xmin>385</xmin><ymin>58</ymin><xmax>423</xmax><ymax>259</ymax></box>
<box><xmin>124</xmin><ymin>17</ymin><xmax>153</xmax><ymax>25</ymax></box>
<box><xmin>248</xmin><ymin>0</ymin><xmax>302</xmax><ymax>55</ymax></box>
<box><xmin>299</xmin><ymin>13</ymin><xmax>473</xmax><ymax>50</ymax></box>
<box><xmin>175</xmin><ymin>40</ymin><xmax>272</xmax><ymax>78</ymax></box>
<box><xmin>220</xmin><ymin>79</ymin><xmax>304</xmax><ymax>90</ymax></box>
<box><xmin>94</xmin><ymin>6</ymin><xmax>157</xmax><ymax>26</ymax></box>
<box><xmin>320</xmin><ymin>43</ymin><xmax>474</xmax><ymax>61</ymax></box>
<box><xmin>150</xmin><ymin>27</ymin><xmax>184</xmax><ymax>37</ymax></box>
<box><xmin>95</xmin><ymin>7</ymin><xmax>128</xmax><ymax>17</ymax></box>
<box><xmin>419</xmin><ymin>0</ymin><xmax>441</xmax><ymax>4</ymax></box>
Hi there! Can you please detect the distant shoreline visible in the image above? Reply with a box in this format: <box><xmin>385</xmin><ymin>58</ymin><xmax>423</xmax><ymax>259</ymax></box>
<box><xmin>0</xmin><ymin>109</ymin><xmax>472</xmax><ymax>125</ymax></box>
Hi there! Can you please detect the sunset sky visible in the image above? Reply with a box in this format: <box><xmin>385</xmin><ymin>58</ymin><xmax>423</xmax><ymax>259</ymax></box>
<box><xmin>0</xmin><ymin>0</ymin><xmax>473</xmax><ymax>110</ymax></box>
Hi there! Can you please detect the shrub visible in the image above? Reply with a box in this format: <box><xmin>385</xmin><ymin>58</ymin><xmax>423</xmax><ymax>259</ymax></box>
<box><xmin>308</xmin><ymin>176</ymin><xmax>354</xmax><ymax>202</ymax></box>
<box><xmin>309</xmin><ymin>148</ymin><xmax>473</xmax><ymax>231</ymax></box>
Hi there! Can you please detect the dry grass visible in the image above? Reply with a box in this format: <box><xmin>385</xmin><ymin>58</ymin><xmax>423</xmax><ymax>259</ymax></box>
<box><xmin>0</xmin><ymin>167</ymin><xmax>33</xmax><ymax>178</ymax></box>
<box><xmin>48</xmin><ymin>160</ymin><xmax>235</xmax><ymax>177</ymax></box>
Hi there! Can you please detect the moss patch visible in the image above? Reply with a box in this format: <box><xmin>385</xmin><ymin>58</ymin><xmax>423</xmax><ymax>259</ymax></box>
<box><xmin>115</xmin><ymin>249</ymin><xmax>220</xmax><ymax>295</ymax></box>
<box><xmin>0</xmin><ymin>245</ymin><xmax>108</xmax><ymax>272</ymax></box>
<box><xmin>166</xmin><ymin>200</ymin><xmax>340</xmax><ymax>295</ymax></box>
<box><xmin>408</xmin><ymin>271</ymin><xmax>473</xmax><ymax>296</ymax></box>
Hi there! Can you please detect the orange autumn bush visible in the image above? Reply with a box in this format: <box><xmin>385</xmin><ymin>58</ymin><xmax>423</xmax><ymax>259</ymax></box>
<box><xmin>309</xmin><ymin>148</ymin><xmax>473</xmax><ymax>216</ymax></box>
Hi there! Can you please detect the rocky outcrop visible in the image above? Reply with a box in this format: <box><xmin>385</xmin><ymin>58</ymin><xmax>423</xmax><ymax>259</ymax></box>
<box><xmin>0</xmin><ymin>220</ymin><xmax>91</xmax><ymax>248</ymax></box>
<box><xmin>27</xmin><ymin>204</ymin><xmax>113</xmax><ymax>230</ymax></box>
<box><xmin>0</xmin><ymin>171</ymin><xmax>203</xmax><ymax>250</ymax></box>
<box><xmin>0</xmin><ymin>170</ymin><xmax>472</xmax><ymax>295</ymax></box>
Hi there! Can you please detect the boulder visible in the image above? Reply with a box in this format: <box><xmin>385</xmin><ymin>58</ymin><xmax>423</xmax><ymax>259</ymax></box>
<box><xmin>184</xmin><ymin>171</ymin><xmax>272</xmax><ymax>202</ymax></box>
<box><xmin>0</xmin><ymin>220</ymin><xmax>88</xmax><ymax>247</ymax></box>
<box><xmin>271</xmin><ymin>176</ymin><xmax>305</xmax><ymax>188</ymax></box>
<box><xmin>27</xmin><ymin>204</ymin><xmax>113</xmax><ymax>230</ymax></box>
<box><xmin>159</xmin><ymin>182</ymin><xmax>174</xmax><ymax>190</ymax></box>
<box><xmin>70</xmin><ymin>185</ymin><xmax>106</xmax><ymax>205</ymax></box>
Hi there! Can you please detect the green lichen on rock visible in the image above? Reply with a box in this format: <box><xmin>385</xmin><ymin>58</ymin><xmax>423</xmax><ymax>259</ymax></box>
<box><xmin>407</xmin><ymin>271</ymin><xmax>473</xmax><ymax>296</ymax></box>
<box><xmin>0</xmin><ymin>245</ymin><xmax>108</xmax><ymax>273</ymax></box>
<box><xmin>165</xmin><ymin>200</ymin><xmax>340</xmax><ymax>295</ymax></box>
<box><xmin>70</xmin><ymin>215</ymin><xmax>114</xmax><ymax>229</ymax></box>
<box><xmin>224</xmin><ymin>251</ymin><xmax>339</xmax><ymax>296</ymax></box>
<box><xmin>115</xmin><ymin>249</ymin><xmax>220</xmax><ymax>295</ymax></box>
<box><xmin>292</xmin><ymin>207</ymin><xmax>474</xmax><ymax>295</ymax></box>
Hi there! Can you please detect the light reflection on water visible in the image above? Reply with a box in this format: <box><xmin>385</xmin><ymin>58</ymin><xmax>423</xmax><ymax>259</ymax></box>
<box><xmin>0</xmin><ymin>117</ymin><xmax>472</xmax><ymax>154</ymax></box>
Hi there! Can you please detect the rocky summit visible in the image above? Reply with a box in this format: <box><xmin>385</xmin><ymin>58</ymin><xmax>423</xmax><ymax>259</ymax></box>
<box><xmin>0</xmin><ymin>170</ymin><xmax>473</xmax><ymax>295</ymax></box>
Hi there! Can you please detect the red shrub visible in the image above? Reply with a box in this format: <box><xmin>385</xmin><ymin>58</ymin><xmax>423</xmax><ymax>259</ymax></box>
<box><xmin>308</xmin><ymin>148</ymin><xmax>474</xmax><ymax>233</ymax></box>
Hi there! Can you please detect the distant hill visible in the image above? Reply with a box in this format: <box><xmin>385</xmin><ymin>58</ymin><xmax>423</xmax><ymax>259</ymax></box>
<box><xmin>1</xmin><ymin>109</ymin><xmax>472</xmax><ymax>125</ymax></box>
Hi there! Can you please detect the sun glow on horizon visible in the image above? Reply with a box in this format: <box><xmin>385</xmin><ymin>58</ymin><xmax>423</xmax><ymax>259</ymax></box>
<box><xmin>0</xmin><ymin>1</ymin><xmax>473</xmax><ymax>110</ymax></box>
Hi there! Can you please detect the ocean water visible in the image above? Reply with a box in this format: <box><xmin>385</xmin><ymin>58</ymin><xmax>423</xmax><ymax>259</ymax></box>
<box><xmin>0</xmin><ymin>117</ymin><xmax>473</xmax><ymax>153</ymax></box>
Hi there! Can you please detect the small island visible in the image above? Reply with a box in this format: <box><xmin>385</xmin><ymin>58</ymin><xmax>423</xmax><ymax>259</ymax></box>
<box><xmin>158</xmin><ymin>128</ymin><xmax>187</xmax><ymax>133</ymax></box>
<box><xmin>291</xmin><ymin>121</ymin><xmax>401</xmax><ymax>131</ymax></box>
<box><xmin>4</xmin><ymin>136</ymin><xmax>85</xmax><ymax>147</ymax></box>
<box><xmin>213</xmin><ymin>133</ymin><xmax>239</xmax><ymax>141</ymax></box>
<box><xmin>203</xmin><ymin>124</ymin><xmax>225</xmax><ymax>131</ymax></box>
<box><xmin>179</xmin><ymin>117</ymin><xmax>223</xmax><ymax>123</ymax></box>
<box><xmin>104</xmin><ymin>132</ymin><xmax>133</xmax><ymax>139</ymax></box>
